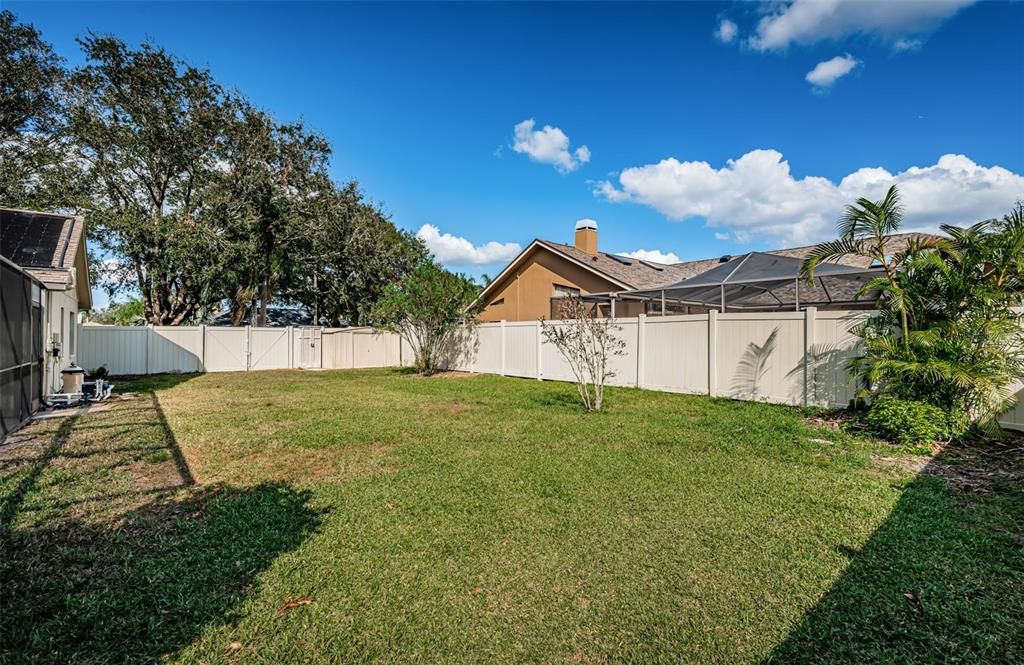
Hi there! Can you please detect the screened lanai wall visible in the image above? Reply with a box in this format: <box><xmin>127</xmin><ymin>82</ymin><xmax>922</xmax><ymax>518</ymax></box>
<box><xmin>1</xmin><ymin>257</ymin><xmax>44</xmax><ymax>437</ymax></box>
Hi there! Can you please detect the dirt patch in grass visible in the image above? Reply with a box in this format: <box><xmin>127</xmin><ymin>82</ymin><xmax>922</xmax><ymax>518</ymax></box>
<box><xmin>420</xmin><ymin>399</ymin><xmax>474</xmax><ymax>417</ymax></box>
<box><xmin>414</xmin><ymin>370</ymin><xmax>478</xmax><ymax>379</ymax></box>
<box><xmin>224</xmin><ymin>445</ymin><xmax>396</xmax><ymax>486</ymax></box>
<box><xmin>918</xmin><ymin>438</ymin><xmax>1024</xmax><ymax>494</ymax></box>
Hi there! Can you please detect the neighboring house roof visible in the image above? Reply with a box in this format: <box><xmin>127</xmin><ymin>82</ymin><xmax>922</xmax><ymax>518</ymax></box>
<box><xmin>206</xmin><ymin>305</ymin><xmax>314</xmax><ymax>327</ymax></box>
<box><xmin>476</xmin><ymin>231</ymin><xmax>938</xmax><ymax>308</ymax></box>
<box><xmin>537</xmin><ymin>240</ymin><xmax>698</xmax><ymax>290</ymax></box>
<box><xmin>0</xmin><ymin>207</ymin><xmax>92</xmax><ymax>308</ymax></box>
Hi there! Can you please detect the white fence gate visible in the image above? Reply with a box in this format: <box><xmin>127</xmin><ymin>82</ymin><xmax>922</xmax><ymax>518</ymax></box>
<box><xmin>297</xmin><ymin>327</ymin><xmax>322</xmax><ymax>369</ymax></box>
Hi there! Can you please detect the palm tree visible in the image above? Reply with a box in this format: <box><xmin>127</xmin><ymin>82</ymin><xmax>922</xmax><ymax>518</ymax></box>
<box><xmin>842</xmin><ymin>201</ymin><xmax>1024</xmax><ymax>435</ymax></box>
<box><xmin>801</xmin><ymin>185</ymin><xmax>943</xmax><ymax>350</ymax></box>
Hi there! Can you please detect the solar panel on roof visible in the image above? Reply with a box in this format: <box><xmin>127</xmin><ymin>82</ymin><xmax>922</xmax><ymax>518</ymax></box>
<box><xmin>638</xmin><ymin>260</ymin><xmax>663</xmax><ymax>271</ymax></box>
<box><xmin>0</xmin><ymin>210</ymin><xmax>70</xmax><ymax>268</ymax></box>
<box><xmin>607</xmin><ymin>254</ymin><xmax>633</xmax><ymax>265</ymax></box>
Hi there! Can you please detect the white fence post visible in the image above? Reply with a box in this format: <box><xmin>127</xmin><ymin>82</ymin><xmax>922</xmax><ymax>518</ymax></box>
<box><xmin>637</xmin><ymin>313</ymin><xmax>646</xmax><ymax>388</ymax></box>
<box><xmin>245</xmin><ymin>325</ymin><xmax>252</xmax><ymax>371</ymax></box>
<box><xmin>536</xmin><ymin>320</ymin><xmax>543</xmax><ymax>380</ymax></box>
<box><xmin>200</xmin><ymin>324</ymin><xmax>207</xmax><ymax>371</ymax></box>
<box><xmin>145</xmin><ymin>325</ymin><xmax>152</xmax><ymax>375</ymax></box>
<box><xmin>804</xmin><ymin>307</ymin><xmax>817</xmax><ymax>407</ymax></box>
<box><xmin>707</xmin><ymin>310</ymin><xmax>718</xmax><ymax>397</ymax></box>
<box><xmin>288</xmin><ymin>326</ymin><xmax>294</xmax><ymax>369</ymax></box>
<box><xmin>500</xmin><ymin>320</ymin><xmax>507</xmax><ymax>376</ymax></box>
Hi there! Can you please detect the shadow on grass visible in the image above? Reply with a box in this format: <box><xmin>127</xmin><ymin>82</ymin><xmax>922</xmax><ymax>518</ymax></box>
<box><xmin>766</xmin><ymin>445</ymin><xmax>1024</xmax><ymax>663</ymax></box>
<box><xmin>1</xmin><ymin>483</ymin><xmax>320</xmax><ymax>663</ymax></box>
<box><xmin>0</xmin><ymin>372</ymin><xmax>323</xmax><ymax>663</ymax></box>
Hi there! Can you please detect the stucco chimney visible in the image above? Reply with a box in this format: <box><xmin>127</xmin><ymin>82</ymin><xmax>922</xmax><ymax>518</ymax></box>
<box><xmin>574</xmin><ymin>219</ymin><xmax>598</xmax><ymax>254</ymax></box>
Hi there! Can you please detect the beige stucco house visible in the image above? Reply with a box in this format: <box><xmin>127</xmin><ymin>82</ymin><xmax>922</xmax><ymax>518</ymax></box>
<box><xmin>475</xmin><ymin>219</ymin><xmax>930</xmax><ymax>322</ymax></box>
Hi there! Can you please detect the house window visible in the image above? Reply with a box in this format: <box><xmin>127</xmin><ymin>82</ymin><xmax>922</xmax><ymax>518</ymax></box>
<box><xmin>552</xmin><ymin>284</ymin><xmax>580</xmax><ymax>298</ymax></box>
<box><xmin>59</xmin><ymin>306</ymin><xmax>65</xmax><ymax>355</ymax></box>
<box><xmin>69</xmin><ymin>311</ymin><xmax>76</xmax><ymax>355</ymax></box>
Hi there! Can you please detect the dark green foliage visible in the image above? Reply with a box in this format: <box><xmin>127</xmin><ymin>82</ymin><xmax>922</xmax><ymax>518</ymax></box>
<box><xmin>1</xmin><ymin>13</ymin><xmax>424</xmax><ymax>326</ymax></box>
<box><xmin>372</xmin><ymin>261</ymin><xmax>480</xmax><ymax>374</ymax></box>
<box><xmin>0</xmin><ymin>10</ymin><xmax>85</xmax><ymax>209</ymax></box>
<box><xmin>865</xmin><ymin>397</ymin><xmax>949</xmax><ymax>447</ymax></box>
<box><xmin>87</xmin><ymin>365</ymin><xmax>109</xmax><ymax>380</ymax></box>
<box><xmin>65</xmin><ymin>34</ymin><xmax>236</xmax><ymax>324</ymax></box>
<box><xmin>807</xmin><ymin>187</ymin><xmax>1024</xmax><ymax>435</ymax></box>
<box><xmin>89</xmin><ymin>298</ymin><xmax>145</xmax><ymax>325</ymax></box>
<box><xmin>286</xmin><ymin>182</ymin><xmax>428</xmax><ymax>326</ymax></box>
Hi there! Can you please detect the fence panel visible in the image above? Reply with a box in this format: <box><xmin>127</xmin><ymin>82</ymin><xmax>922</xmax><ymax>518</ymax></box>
<box><xmin>811</xmin><ymin>311</ymin><xmax>870</xmax><ymax>407</ymax></box>
<box><xmin>538</xmin><ymin>321</ymin><xmax>576</xmax><ymax>382</ymax></box>
<box><xmin>79</xmin><ymin>326</ymin><xmax>149</xmax><ymax>375</ymax></box>
<box><xmin>322</xmin><ymin>329</ymin><xmax>353</xmax><ymax>369</ymax></box>
<box><xmin>149</xmin><ymin>327</ymin><xmax>204</xmax><ymax>374</ymax></box>
<box><xmin>504</xmin><ymin>322</ymin><xmax>538</xmax><ymax>378</ymax></box>
<box><xmin>1000</xmin><ymin>380</ymin><xmax>1024</xmax><ymax>431</ymax></box>
<box><xmin>203</xmin><ymin>328</ymin><xmax>249</xmax><ymax>372</ymax></box>
<box><xmin>606</xmin><ymin>319</ymin><xmax>639</xmax><ymax>387</ymax></box>
<box><xmin>716</xmin><ymin>313</ymin><xmax>806</xmax><ymax>405</ymax></box>
<box><xmin>250</xmin><ymin>328</ymin><xmax>291</xmax><ymax>371</ymax></box>
<box><xmin>353</xmin><ymin>331</ymin><xmax>401</xmax><ymax>368</ymax></box>
<box><xmin>472</xmin><ymin>325</ymin><xmax>503</xmax><ymax>374</ymax></box>
<box><xmin>643</xmin><ymin>315</ymin><xmax>709</xmax><ymax>394</ymax></box>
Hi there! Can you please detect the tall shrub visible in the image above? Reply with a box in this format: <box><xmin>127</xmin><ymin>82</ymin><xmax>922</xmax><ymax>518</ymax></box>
<box><xmin>372</xmin><ymin>262</ymin><xmax>480</xmax><ymax>375</ymax></box>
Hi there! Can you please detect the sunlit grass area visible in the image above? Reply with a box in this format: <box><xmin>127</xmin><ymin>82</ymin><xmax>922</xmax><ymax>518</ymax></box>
<box><xmin>1</xmin><ymin>369</ymin><xmax>1021</xmax><ymax>663</ymax></box>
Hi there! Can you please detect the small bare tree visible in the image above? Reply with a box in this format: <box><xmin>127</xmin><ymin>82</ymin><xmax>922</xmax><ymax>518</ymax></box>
<box><xmin>540</xmin><ymin>296</ymin><xmax>627</xmax><ymax>411</ymax></box>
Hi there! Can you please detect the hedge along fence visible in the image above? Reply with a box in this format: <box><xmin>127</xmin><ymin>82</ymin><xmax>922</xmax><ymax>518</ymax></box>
<box><xmin>444</xmin><ymin>309</ymin><xmax>1024</xmax><ymax>432</ymax></box>
<box><xmin>77</xmin><ymin>324</ymin><xmax>412</xmax><ymax>375</ymax></box>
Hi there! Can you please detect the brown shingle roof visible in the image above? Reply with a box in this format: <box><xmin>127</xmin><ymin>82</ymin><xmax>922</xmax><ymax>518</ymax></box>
<box><xmin>23</xmin><ymin>268</ymin><xmax>72</xmax><ymax>288</ymax></box>
<box><xmin>539</xmin><ymin>240</ymin><xmax>701</xmax><ymax>290</ymax></box>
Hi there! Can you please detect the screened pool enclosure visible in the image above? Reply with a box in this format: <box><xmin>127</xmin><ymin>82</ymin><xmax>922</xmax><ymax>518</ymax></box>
<box><xmin>584</xmin><ymin>252</ymin><xmax>884</xmax><ymax>316</ymax></box>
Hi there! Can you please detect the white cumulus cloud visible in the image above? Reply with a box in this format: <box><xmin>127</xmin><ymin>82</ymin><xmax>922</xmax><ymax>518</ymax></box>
<box><xmin>416</xmin><ymin>224</ymin><xmax>522</xmax><ymax>266</ymax></box>
<box><xmin>512</xmin><ymin>119</ymin><xmax>590</xmax><ymax>173</ymax></box>
<box><xmin>715</xmin><ymin>19</ymin><xmax>738</xmax><ymax>43</ymax></box>
<box><xmin>620</xmin><ymin>249</ymin><xmax>681</xmax><ymax>265</ymax></box>
<box><xmin>594</xmin><ymin>150</ymin><xmax>1024</xmax><ymax>246</ymax></box>
<box><xmin>805</xmin><ymin>54</ymin><xmax>861</xmax><ymax>88</ymax></box>
<box><xmin>748</xmin><ymin>0</ymin><xmax>976</xmax><ymax>51</ymax></box>
<box><xmin>893</xmin><ymin>38</ymin><xmax>923</xmax><ymax>52</ymax></box>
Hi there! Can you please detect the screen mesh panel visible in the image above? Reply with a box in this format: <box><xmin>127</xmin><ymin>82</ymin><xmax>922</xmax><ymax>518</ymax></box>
<box><xmin>1</xmin><ymin>261</ymin><xmax>44</xmax><ymax>437</ymax></box>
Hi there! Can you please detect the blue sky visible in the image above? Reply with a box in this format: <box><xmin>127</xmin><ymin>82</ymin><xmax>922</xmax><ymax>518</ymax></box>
<box><xmin>11</xmin><ymin>0</ymin><xmax>1024</xmax><ymax>303</ymax></box>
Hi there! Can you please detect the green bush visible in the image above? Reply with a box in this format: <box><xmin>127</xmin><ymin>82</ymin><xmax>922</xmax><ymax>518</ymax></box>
<box><xmin>865</xmin><ymin>397</ymin><xmax>948</xmax><ymax>447</ymax></box>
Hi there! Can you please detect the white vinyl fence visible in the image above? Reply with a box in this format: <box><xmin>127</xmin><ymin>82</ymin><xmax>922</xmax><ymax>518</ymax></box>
<box><xmin>444</xmin><ymin>309</ymin><xmax>1024</xmax><ymax>431</ymax></box>
<box><xmin>322</xmin><ymin>327</ymin><xmax>409</xmax><ymax>369</ymax></box>
<box><xmin>77</xmin><ymin>325</ymin><xmax>409</xmax><ymax>375</ymax></box>
<box><xmin>76</xmin><ymin>312</ymin><xmax>1024</xmax><ymax>431</ymax></box>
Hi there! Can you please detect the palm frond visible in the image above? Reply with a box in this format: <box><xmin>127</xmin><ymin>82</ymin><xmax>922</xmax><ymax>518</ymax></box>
<box><xmin>800</xmin><ymin>237</ymin><xmax>865</xmax><ymax>280</ymax></box>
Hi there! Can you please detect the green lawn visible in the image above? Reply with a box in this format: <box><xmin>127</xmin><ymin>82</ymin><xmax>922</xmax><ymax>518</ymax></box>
<box><xmin>1</xmin><ymin>369</ymin><xmax>1021</xmax><ymax>663</ymax></box>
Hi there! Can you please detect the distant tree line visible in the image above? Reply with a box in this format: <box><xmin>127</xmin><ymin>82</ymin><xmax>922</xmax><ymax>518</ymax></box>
<box><xmin>1</xmin><ymin>10</ymin><xmax>428</xmax><ymax>326</ymax></box>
